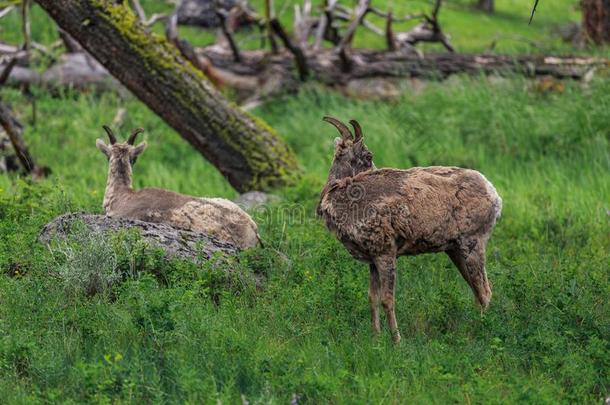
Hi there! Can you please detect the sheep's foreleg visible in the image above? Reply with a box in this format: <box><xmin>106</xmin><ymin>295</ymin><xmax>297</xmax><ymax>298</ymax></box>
<box><xmin>368</xmin><ymin>263</ymin><xmax>381</xmax><ymax>335</ymax></box>
<box><xmin>375</xmin><ymin>254</ymin><xmax>401</xmax><ymax>344</ymax></box>
<box><xmin>447</xmin><ymin>242</ymin><xmax>492</xmax><ymax>308</ymax></box>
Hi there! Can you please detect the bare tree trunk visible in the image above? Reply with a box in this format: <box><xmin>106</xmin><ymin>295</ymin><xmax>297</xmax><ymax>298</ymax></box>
<box><xmin>34</xmin><ymin>0</ymin><xmax>299</xmax><ymax>192</ymax></box>
<box><xmin>582</xmin><ymin>0</ymin><xmax>610</xmax><ymax>44</ymax></box>
<box><xmin>476</xmin><ymin>0</ymin><xmax>494</xmax><ymax>13</ymax></box>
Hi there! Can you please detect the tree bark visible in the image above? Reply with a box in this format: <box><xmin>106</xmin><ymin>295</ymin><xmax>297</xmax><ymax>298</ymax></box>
<box><xmin>199</xmin><ymin>48</ymin><xmax>608</xmax><ymax>83</ymax></box>
<box><xmin>582</xmin><ymin>0</ymin><xmax>610</xmax><ymax>44</ymax></box>
<box><xmin>35</xmin><ymin>0</ymin><xmax>299</xmax><ymax>192</ymax></box>
<box><xmin>476</xmin><ymin>0</ymin><xmax>494</xmax><ymax>13</ymax></box>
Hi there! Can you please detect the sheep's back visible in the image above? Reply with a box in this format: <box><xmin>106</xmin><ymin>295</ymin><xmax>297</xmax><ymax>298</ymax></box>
<box><xmin>319</xmin><ymin>166</ymin><xmax>501</xmax><ymax>257</ymax></box>
<box><xmin>113</xmin><ymin>189</ymin><xmax>259</xmax><ymax>249</ymax></box>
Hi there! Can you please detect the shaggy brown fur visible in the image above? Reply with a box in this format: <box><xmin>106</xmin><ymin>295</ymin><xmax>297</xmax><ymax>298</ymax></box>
<box><xmin>317</xmin><ymin>117</ymin><xmax>502</xmax><ymax>343</ymax></box>
<box><xmin>96</xmin><ymin>126</ymin><xmax>260</xmax><ymax>250</ymax></box>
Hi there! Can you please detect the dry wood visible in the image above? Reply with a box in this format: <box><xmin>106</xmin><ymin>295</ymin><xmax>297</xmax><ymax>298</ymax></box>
<box><xmin>130</xmin><ymin>0</ymin><xmax>147</xmax><ymax>23</ymax></box>
<box><xmin>336</xmin><ymin>0</ymin><xmax>370</xmax><ymax>52</ymax></box>
<box><xmin>269</xmin><ymin>18</ymin><xmax>309</xmax><ymax>80</ymax></box>
<box><xmin>313</xmin><ymin>0</ymin><xmax>338</xmax><ymax>50</ymax></box>
<box><xmin>216</xmin><ymin>7</ymin><xmax>242</xmax><ymax>62</ymax></box>
<box><xmin>0</xmin><ymin>5</ymin><xmax>15</xmax><ymax>19</ymax></box>
<box><xmin>198</xmin><ymin>47</ymin><xmax>609</xmax><ymax>83</ymax></box>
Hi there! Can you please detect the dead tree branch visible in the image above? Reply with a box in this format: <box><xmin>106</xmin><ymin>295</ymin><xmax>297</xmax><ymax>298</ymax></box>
<box><xmin>336</xmin><ymin>0</ymin><xmax>371</xmax><ymax>52</ymax></box>
<box><xmin>0</xmin><ymin>101</ymin><xmax>48</xmax><ymax>177</ymax></box>
<box><xmin>0</xmin><ymin>5</ymin><xmax>15</xmax><ymax>19</ymax></box>
<box><xmin>216</xmin><ymin>7</ymin><xmax>242</xmax><ymax>62</ymax></box>
<box><xmin>130</xmin><ymin>0</ymin><xmax>146</xmax><ymax>23</ymax></box>
<box><xmin>269</xmin><ymin>18</ymin><xmax>309</xmax><ymax>80</ymax></box>
<box><xmin>313</xmin><ymin>0</ymin><xmax>338</xmax><ymax>50</ymax></box>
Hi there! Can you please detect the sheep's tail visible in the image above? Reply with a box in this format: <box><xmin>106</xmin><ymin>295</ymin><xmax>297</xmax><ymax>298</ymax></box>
<box><xmin>479</xmin><ymin>173</ymin><xmax>502</xmax><ymax>224</ymax></box>
<box><xmin>256</xmin><ymin>233</ymin><xmax>265</xmax><ymax>249</ymax></box>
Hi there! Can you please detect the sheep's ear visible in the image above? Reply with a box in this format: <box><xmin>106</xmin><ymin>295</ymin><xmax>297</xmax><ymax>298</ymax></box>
<box><xmin>96</xmin><ymin>138</ymin><xmax>111</xmax><ymax>157</ymax></box>
<box><xmin>131</xmin><ymin>141</ymin><xmax>147</xmax><ymax>158</ymax></box>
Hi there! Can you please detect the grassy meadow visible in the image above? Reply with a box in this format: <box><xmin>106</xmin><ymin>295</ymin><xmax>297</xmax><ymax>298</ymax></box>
<box><xmin>1</xmin><ymin>1</ymin><xmax>609</xmax><ymax>403</ymax></box>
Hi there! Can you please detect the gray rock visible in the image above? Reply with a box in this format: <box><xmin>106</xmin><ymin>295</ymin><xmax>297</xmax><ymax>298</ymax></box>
<box><xmin>39</xmin><ymin>213</ymin><xmax>239</xmax><ymax>262</ymax></box>
<box><xmin>343</xmin><ymin>78</ymin><xmax>403</xmax><ymax>101</ymax></box>
<box><xmin>233</xmin><ymin>191</ymin><xmax>278</xmax><ymax>210</ymax></box>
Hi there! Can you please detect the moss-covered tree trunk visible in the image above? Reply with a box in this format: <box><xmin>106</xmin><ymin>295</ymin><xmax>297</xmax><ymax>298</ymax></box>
<box><xmin>35</xmin><ymin>0</ymin><xmax>299</xmax><ymax>192</ymax></box>
<box><xmin>582</xmin><ymin>0</ymin><xmax>610</xmax><ymax>44</ymax></box>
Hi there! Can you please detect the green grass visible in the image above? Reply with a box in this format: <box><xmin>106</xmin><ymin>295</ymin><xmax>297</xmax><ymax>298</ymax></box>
<box><xmin>1</xmin><ymin>0</ymin><xmax>608</xmax><ymax>55</ymax></box>
<box><xmin>1</xmin><ymin>77</ymin><xmax>608</xmax><ymax>403</ymax></box>
<box><xmin>1</xmin><ymin>1</ymin><xmax>610</xmax><ymax>403</ymax></box>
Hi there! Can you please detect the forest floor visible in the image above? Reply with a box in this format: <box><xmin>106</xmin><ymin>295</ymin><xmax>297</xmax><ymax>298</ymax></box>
<box><xmin>0</xmin><ymin>1</ymin><xmax>609</xmax><ymax>403</ymax></box>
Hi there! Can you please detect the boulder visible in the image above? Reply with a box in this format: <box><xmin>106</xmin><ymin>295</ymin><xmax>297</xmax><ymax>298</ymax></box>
<box><xmin>39</xmin><ymin>213</ymin><xmax>239</xmax><ymax>262</ymax></box>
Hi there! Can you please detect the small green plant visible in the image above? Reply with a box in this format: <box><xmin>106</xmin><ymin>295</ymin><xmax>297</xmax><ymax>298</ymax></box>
<box><xmin>50</xmin><ymin>225</ymin><xmax>121</xmax><ymax>296</ymax></box>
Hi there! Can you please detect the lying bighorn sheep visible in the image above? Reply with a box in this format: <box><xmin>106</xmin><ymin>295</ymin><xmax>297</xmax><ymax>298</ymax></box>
<box><xmin>96</xmin><ymin>126</ymin><xmax>260</xmax><ymax>250</ymax></box>
<box><xmin>317</xmin><ymin>117</ymin><xmax>502</xmax><ymax>343</ymax></box>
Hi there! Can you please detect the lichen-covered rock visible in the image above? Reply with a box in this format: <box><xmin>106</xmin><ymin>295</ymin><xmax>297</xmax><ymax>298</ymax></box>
<box><xmin>39</xmin><ymin>213</ymin><xmax>238</xmax><ymax>262</ymax></box>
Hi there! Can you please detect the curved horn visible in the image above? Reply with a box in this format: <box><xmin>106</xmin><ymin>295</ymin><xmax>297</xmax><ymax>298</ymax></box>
<box><xmin>127</xmin><ymin>127</ymin><xmax>144</xmax><ymax>145</ymax></box>
<box><xmin>102</xmin><ymin>125</ymin><xmax>117</xmax><ymax>145</ymax></box>
<box><xmin>322</xmin><ymin>116</ymin><xmax>353</xmax><ymax>140</ymax></box>
<box><xmin>349</xmin><ymin>119</ymin><xmax>363</xmax><ymax>142</ymax></box>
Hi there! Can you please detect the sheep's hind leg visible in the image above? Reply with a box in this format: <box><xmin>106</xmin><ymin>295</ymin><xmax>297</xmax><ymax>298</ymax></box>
<box><xmin>369</xmin><ymin>263</ymin><xmax>381</xmax><ymax>336</ymax></box>
<box><xmin>447</xmin><ymin>241</ymin><xmax>492</xmax><ymax>308</ymax></box>
<box><xmin>374</xmin><ymin>254</ymin><xmax>401</xmax><ymax>344</ymax></box>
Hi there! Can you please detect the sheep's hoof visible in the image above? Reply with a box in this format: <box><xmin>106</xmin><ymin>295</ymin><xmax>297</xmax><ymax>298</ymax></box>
<box><xmin>392</xmin><ymin>330</ymin><xmax>402</xmax><ymax>345</ymax></box>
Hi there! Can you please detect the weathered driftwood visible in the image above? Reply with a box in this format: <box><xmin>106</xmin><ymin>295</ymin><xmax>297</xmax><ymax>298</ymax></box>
<box><xmin>198</xmin><ymin>48</ymin><xmax>609</xmax><ymax>84</ymax></box>
<box><xmin>3</xmin><ymin>47</ymin><xmax>606</xmax><ymax>102</ymax></box>
<box><xmin>39</xmin><ymin>213</ymin><xmax>239</xmax><ymax>262</ymax></box>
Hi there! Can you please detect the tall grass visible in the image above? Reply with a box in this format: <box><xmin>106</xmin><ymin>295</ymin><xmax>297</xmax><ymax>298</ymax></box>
<box><xmin>0</xmin><ymin>75</ymin><xmax>608</xmax><ymax>402</ymax></box>
<box><xmin>0</xmin><ymin>1</ymin><xmax>609</xmax><ymax>402</ymax></box>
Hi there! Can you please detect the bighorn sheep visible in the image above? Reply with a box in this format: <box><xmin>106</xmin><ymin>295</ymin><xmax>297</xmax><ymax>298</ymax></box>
<box><xmin>96</xmin><ymin>126</ymin><xmax>260</xmax><ymax>250</ymax></box>
<box><xmin>317</xmin><ymin>117</ymin><xmax>502</xmax><ymax>343</ymax></box>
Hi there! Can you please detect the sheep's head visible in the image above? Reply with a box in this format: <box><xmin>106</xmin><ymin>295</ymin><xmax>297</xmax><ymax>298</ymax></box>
<box><xmin>323</xmin><ymin>116</ymin><xmax>375</xmax><ymax>181</ymax></box>
<box><xmin>96</xmin><ymin>125</ymin><xmax>147</xmax><ymax>167</ymax></box>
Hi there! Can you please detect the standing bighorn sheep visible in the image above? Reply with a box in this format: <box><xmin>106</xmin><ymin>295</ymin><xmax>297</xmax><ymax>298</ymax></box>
<box><xmin>317</xmin><ymin>117</ymin><xmax>502</xmax><ymax>343</ymax></box>
<box><xmin>96</xmin><ymin>125</ymin><xmax>260</xmax><ymax>250</ymax></box>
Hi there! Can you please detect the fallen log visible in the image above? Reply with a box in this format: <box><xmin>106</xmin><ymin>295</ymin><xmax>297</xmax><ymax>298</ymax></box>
<box><xmin>3</xmin><ymin>47</ymin><xmax>606</xmax><ymax>101</ymax></box>
<box><xmin>1</xmin><ymin>53</ymin><xmax>123</xmax><ymax>92</ymax></box>
<box><xmin>198</xmin><ymin>48</ymin><xmax>609</xmax><ymax>83</ymax></box>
